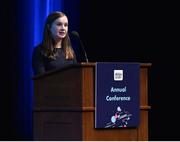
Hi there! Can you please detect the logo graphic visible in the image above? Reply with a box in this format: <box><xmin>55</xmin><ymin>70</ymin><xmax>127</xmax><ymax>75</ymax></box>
<box><xmin>105</xmin><ymin>106</ymin><xmax>132</xmax><ymax>128</ymax></box>
<box><xmin>114</xmin><ymin>70</ymin><xmax>123</xmax><ymax>81</ymax></box>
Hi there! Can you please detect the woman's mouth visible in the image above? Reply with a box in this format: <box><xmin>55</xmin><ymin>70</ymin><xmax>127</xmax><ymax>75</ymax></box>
<box><xmin>58</xmin><ymin>31</ymin><xmax>66</xmax><ymax>36</ymax></box>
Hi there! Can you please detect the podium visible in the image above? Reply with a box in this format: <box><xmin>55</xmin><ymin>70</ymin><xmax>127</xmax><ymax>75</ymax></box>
<box><xmin>33</xmin><ymin>62</ymin><xmax>151</xmax><ymax>140</ymax></box>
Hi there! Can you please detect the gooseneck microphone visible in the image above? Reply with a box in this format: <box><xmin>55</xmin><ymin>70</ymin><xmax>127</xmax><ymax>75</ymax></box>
<box><xmin>71</xmin><ymin>31</ymin><xmax>89</xmax><ymax>62</ymax></box>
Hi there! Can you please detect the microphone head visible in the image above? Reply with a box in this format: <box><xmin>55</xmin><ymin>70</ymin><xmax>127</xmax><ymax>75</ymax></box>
<box><xmin>71</xmin><ymin>31</ymin><xmax>88</xmax><ymax>62</ymax></box>
<box><xmin>71</xmin><ymin>31</ymin><xmax>79</xmax><ymax>37</ymax></box>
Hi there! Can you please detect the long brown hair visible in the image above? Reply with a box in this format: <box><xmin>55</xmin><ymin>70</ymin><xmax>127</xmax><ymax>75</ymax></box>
<box><xmin>41</xmin><ymin>11</ymin><xmax>75</xmax><ymax>60</ymax></box>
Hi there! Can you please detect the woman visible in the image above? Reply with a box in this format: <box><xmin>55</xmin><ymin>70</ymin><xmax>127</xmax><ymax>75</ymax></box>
<box><xmin>32</xmin><ymin>11</ymin><xmax>77</xmax><ymax>76</ymax></box>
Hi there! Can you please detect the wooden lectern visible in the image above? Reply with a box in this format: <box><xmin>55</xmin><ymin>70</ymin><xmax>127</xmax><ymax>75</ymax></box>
<box><xmin>33</xmin><ymin>62</ymin><xmax>151</xmax><ymax>140</ymax></box>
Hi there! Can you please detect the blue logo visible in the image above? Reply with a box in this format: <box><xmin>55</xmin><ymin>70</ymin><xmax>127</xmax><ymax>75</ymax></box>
<box><xmin>105</xmin><ymin>106</ymin><xmax>132</xmax><ymax>128</ymax></box>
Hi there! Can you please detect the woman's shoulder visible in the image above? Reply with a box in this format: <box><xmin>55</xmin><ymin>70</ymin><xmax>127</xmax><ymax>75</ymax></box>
<box><xmin>32</xmin><ymin>44</ymin><xmax>44</xmax><ymax>57</ymax></box>
<box><xmin>34</xmin><ymin>44</ymin><xmax>43</xmax><ymax>50</ymax></box>
<box><xmin>33</xmin><ymin>44</ymin><xmax>43</xmax><ymax>54</ymax></box>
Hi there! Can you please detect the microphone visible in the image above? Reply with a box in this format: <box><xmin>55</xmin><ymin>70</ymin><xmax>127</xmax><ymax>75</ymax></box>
<box><xmin>71</xmin><ymin>31</ymin><xmax>89</xmax><ymax>62</ymax></box>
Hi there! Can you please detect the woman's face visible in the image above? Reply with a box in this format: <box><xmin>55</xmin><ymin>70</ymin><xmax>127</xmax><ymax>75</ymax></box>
<box><xmin>50</xmin><ymin>16</ymin><xmax>68</xmax><ymax>41</ymax></box>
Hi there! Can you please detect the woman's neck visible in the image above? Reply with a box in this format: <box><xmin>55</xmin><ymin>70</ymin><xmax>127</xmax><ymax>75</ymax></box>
<box><xmin>54</xmin><ymin>39</ymin><xmax>62</xmax><ymax>48</ymax></box>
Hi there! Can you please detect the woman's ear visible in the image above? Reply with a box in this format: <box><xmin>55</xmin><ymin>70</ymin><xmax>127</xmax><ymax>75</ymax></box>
<box><xmin>47</xmin><ymin>24</ymin><xmax>51</xmax><ymax>33</ymax></box>
<box><xmin>47</xmin><ymin>24</ymin><xmax>50</xmax><ymax>30</ymax></box>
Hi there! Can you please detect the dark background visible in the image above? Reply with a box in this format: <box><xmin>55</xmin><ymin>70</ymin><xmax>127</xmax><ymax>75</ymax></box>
<box><xmin>0</xmin><ymin>0</ymin><xmax>179</xmax><ymax>140</ymax></box>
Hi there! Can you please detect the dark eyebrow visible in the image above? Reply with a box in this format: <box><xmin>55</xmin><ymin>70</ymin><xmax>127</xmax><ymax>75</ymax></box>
<box><xmin>56</xmin><ymin>21</ymin><xmax>68</xmax><ymax>25</ymax></box>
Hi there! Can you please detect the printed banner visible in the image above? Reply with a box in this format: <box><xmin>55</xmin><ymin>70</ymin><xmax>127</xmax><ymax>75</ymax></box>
<box><xmin>95</xmin><ymin>62</ymin><xmax>140</xmax><ymax>128</ymax></box>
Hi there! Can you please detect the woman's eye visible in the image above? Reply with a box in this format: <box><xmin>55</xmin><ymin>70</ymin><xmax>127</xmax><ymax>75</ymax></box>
<box><xmin>64</xmin><ymin>23</ymin><xmax>68</xmax><ymax>27</ymax></box>
<box><xmin>56</xmin><ymin>22</ymin><xmax>68</xmax><ymax>27</ymax></box>
<box><xmin>57</xmin><ymin>23</ymin><xmax>62</xmax><ymax>26</ymax></box>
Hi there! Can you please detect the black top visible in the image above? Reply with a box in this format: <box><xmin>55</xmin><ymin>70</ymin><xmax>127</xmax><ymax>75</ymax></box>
<box><xmin>32</xmin><ymin>45</ymin><xmax>77</xmax><ymax>76</ymax></box>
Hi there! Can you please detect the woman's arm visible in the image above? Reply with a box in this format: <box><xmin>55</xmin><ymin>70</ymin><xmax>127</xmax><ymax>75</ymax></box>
<box><xmin>32</xmin><ymin>46</ymin><xmax>45</xmax><ymax>76</ymax></box>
